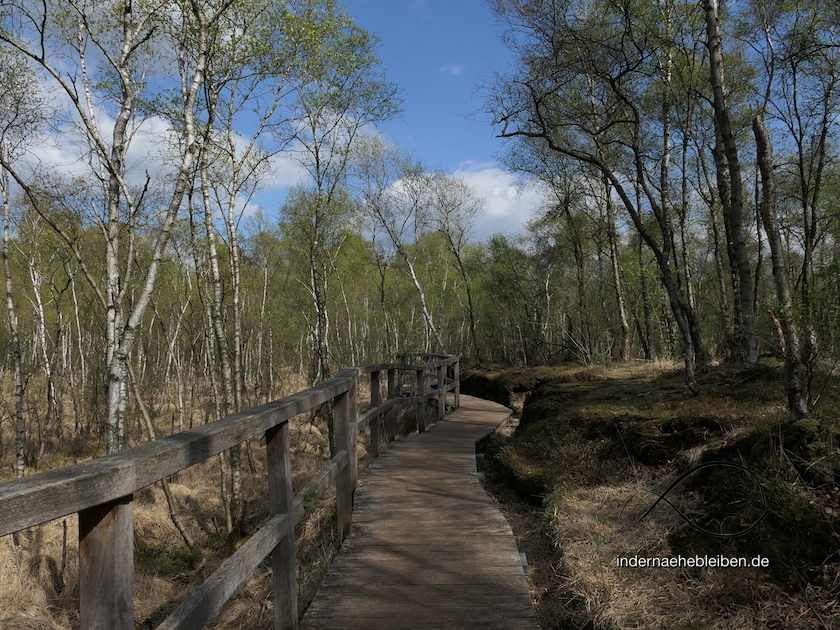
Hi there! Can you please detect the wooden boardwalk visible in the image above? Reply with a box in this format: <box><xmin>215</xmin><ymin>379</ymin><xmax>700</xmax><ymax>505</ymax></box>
<box><xmin>301</xmin><ymin>395</ymin><xmax>536</xmax><ymax>630</ymax></box>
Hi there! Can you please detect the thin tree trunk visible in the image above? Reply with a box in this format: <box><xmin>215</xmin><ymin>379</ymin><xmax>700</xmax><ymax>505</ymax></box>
<box><xmin>605</xmin><ymin>181</ymin><xmax>631</xmax><ymax>361</ymax></box>
<box><xmin>2</xmin><ymin>168</ymin><xmax>25</xmax><ymax>478</ymax></box>
<box><xmin>704</xmin><ymin>0</ymin><xmax>758</xmax><ymax>366</ymax></box>
<box><xmin>28</xmin><ymin>264</ymin><xmax>62</xmax><ymax>444</ymax></box>
<box><xmin>127</xmin><ymin>360</ymin><xmax>195</xmax><ymax>547</ymax></box>
<box><xmin>404</xmin><ymin>254</ymin><xmax>445</xmax><ymax>352</ymax></box>
<box><xmin>752</xmin><ymin>115</ymin><xmax>808</xmax><ymax>419</ymax></box>
<box><xmin>255</xmin><ymin>261</ymin><xmax>268</xmax><ymax>404</ymax></box>
<box><xmin>190</xmin><ymin>197</ymin><xmax>235</xmax><ymax>532</ymax></box>
<box><xmin>679</xmin><ymin>138</ymin><xmax>695</xmax><ymax>312</ymax></box>
<box><xmin>451</xmin><ymin>248</ymin><xmax>480</xmax><ymax>360</ymax></box>
<box><xmin>199</xmin><ymin>163</ymin><xmax>243</xmax><ymax>529</ymax></box>
<box><xmin>224</xmin><ymin>197</ymin><xmax>244</xmax><ymax>411</ymax></box>
<box><xmin>637</xmin><ymin>248</ymin><xmax>653</xmax><ymax>360</ymax></box>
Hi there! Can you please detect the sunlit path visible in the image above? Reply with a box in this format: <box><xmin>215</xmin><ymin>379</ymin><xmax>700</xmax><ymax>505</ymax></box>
<box><xmin>301</xmin><ymin>395</ymin><xmax>536</xmax><ymax>630</ymax></box>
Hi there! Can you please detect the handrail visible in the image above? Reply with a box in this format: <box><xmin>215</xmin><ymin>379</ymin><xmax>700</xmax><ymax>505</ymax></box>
<box><xmin>0</xmin><ymin>354</ymin><xmax>461</xmax><ymax>630</ymax></box>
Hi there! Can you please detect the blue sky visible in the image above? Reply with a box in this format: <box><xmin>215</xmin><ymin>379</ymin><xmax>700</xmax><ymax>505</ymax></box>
<box><xmin>337</xmin><ymin>0</ymin><xmax>545</xmax><ymax>238</ymax></box>
<box><xmin>21</xmin><ymin>0</ymin><xmax>543</xmax><ymax>241</ymax></box>
<box><xmin>343</xmin><ymin>0</ymin><xmax>509</xmax><ymax>171</ymax></box>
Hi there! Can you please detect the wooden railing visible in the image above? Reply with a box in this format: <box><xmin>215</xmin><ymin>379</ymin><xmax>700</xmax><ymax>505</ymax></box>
<box><xmin>0</xmin><ymin>355</ymin><xmax>461</xmax><ymax>630</ymax></box>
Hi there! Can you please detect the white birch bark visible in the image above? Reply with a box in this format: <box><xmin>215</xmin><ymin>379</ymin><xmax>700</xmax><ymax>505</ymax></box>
<box><xmin>1</xmin><ymin>166</ymin><xmax>26</xmax><ymax>478</ymax></box>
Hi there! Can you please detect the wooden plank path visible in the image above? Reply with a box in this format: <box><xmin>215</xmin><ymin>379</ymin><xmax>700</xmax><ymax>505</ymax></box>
<box><xmin>301</xmin><ymin>395</ymin><xmax>537</xmax><ymax>629</ymax></box>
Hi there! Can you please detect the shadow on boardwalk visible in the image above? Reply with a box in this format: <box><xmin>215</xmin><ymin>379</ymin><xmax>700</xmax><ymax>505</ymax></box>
<box><xmin>301</xmin><ymin>395</ymin><xmax>537</xmax><ymax>629</ymax></box>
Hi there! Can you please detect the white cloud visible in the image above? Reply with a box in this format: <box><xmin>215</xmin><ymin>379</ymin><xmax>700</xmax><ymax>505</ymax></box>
<box><xmin>451</xmin><ymin>161</ymin><xmax>547</xmax><ymax>240</ymax></box>
<box><xmin>439</xmin><ymin>64</ymin><xmax>466</xmax><ymax>76</ymax></box>
<box><xmin>263</xmin><ymin>150</ymin><xmax>310</xmax><ymax>190</ymax></box>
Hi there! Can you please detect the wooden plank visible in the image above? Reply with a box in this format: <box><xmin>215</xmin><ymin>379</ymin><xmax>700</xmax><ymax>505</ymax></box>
<box><xmin>315</xmin><ymin>563</ymin><xmax>530</xmax><ymax>581</ymax></box>
<box><xmin>156</xmin><ymin>510</ymin><xmax>293</xmax><ymax>630</ymax></box>
<box><xmin>301</xmin><ymin>395</ymin><xmax>535</xmax><ymax>630</ymax></box>
<box><xmin>356</xmin><ymin>397</ymin><xmax>402</xmax><ymax>432</ymax></box>
<box><xmin>79</xmin><ymin>495</ymin><xmax>134</xmax><ymax>630</ymax></box>
<box><xmin>454</xmin><ymin>359</ymin><xmax>460</xmax><ymax>408</ymax></box>
<box><xmin>386</xmin><ymin>368</ymin><xmax>396</xmax><ymax>442</ymax></box>
<box><xmin>302</xmin><ymin>616</ymin><xmax>536</xmax><ymax>630</ymax></box>
<box><xmin>308</xmin><ymin>596</ymin><xmax>533</xmax><ymax>616</ymax></box>
<box><xmin>333</xmin><ymin>372</ymin><xmax>358</xmax><ymax>543</ymax></box>
<box><xmin>437</xmin><ymin>363</ymin><xmax>446</xmax><ymax>420</ymax></box>
<box><xmin>0</xmin><ymin>370</ymin><xmax>358</xmax><ymax>536</ymax></box>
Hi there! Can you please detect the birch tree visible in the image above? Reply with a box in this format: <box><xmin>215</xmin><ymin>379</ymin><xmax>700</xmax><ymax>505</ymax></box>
<box><xmin>281</xmin><ymin>0</ymin><xmax>400</xmax><ymax>383</ymax></box>
<box><xmin>0</xmin><ymin>0</ymin><xmax>234</xmax><ymax>453</ymax></box>
<box><xmin>354</xmin><ymin>139</ymin><xmax>447</xmax><ymax>352</ymax></box>
<box><xmin>427</xmin><ymin>175</ymin><xmax>482</xmax><ymax>359</ymax></box>
<box><xmin>488</xmin><ymin>0</ymin><xmax>709</xmax><ymax>385</ymax></box>
<box><xmin>702</xmin><ymin>0</ymin><xmax>759</xmax><ymax>366</ymax></box>
<box><xmin>0</xmin><ymin>48</ymin><xmax>46</xmax><ymax>476</ymax></box>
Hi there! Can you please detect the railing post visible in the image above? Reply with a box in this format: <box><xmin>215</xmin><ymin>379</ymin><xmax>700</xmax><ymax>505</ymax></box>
<box><xmin>454</xmin><ymin>358</ymin><xmax>461</xmax><ymax>409</ymax></box>
<box><xmin>437</xmin><ymin>363</ymin><xmax>446</xmax><ymax>421</ymax></box>
<box><xmin>396</xmin><ymin>354</ymin><xmax>407</xmax><ymax>395</ymax></box>
<box><xmin>416</xmin><ymin>367</ymin><xmax>426</xmax><ymax>433</ymax></box>
<box><xmin>370</xmin><ymin>370</ymin><xmax>381</xmax><ymax>458</ymax></box>
<box><xmin>79</xmin><ymin>495</ymin><xmax>134</xmax><ymax>630</ymax></box>
<box><xmin>386</xmin><ymin>367</ymin><xmax>396</xmax><ymax>442</ymax></box>
<box><xmin>266</xmin><ymin>420</ymin><xmax>297</xmax><ymax>630</ymax></box>
<box><xmin>334</xmin><ymin>372</ymin><xmax>358</xmax><ymax>542</ymax></box>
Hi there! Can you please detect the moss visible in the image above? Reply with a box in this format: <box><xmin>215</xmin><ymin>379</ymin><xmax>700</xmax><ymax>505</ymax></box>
<box><xmin>482</xmin><ymin>362</ymin><xmax>840</xmax><ymax>590</ymax></box>
<box><xmin>135</xmin><ymin>542</ymin><xmax>203</xmax><ymax>576</ymax></box>
<box><xmin>611</xmin><ymin>415</ymin><xmax>726</xmax><ymax>465</ymax></box>
<box><xmin>669</xmin><ymin>477</ymin><xmax>834</xmax><ymax>588</ymax></box>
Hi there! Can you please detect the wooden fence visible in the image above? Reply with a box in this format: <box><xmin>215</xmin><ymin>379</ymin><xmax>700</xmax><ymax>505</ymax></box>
<box><xmin>0</xmin><ymin>354</ymin><xmax>461</xmax><ymax>630</ymax></box>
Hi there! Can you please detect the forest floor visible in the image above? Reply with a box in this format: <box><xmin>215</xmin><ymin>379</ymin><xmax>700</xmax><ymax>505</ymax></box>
<box><xmin>468</xmin><ymin>361</ymin><xmax>840</xmax><ymax>630</ymax></box>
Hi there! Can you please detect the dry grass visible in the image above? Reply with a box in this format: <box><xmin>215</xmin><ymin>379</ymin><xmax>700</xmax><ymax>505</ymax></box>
<box><xmin>476</xmin><ymin>362</ymin><xmax>840</xmax><ymax>630</ymax></box>
<box><xmin>542</xmin><ymin>476</ymin><xmax>840</xmax><ymax>630</ymax></box>
<box><xmin>0</xmin><ymin>520</ymin><xmax>79</xmax><ymax>630</ymax></box>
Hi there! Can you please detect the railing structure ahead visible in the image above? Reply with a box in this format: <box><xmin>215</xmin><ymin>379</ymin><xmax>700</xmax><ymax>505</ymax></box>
<box><xmin>0</xmin><ymin>354</ymin><xmax>461</xmax><ymax>630</ymax></box>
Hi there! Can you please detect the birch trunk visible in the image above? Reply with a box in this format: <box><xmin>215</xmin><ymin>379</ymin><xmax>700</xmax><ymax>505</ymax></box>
<box><xmin>605</xmin><ymin>184</ymin><xmax>631</xmax><ymax>362</ymax></box>
<box><xmin>199</xmin><ymin>159</ymin><xmax>243</xmax><ymax>528</ymax></box>
<box><xmin>1</xmin><ymin>167</ymin><xmax>25</xmax><ymax>478</ymax></box>
<box><xmin>404</xmin><ymin>254</ymin><xmax>445</xmax><ymax>352</ymax></box>
<box><xmin>752</xmin><ymin>115</ymin><xmax>809</xmax><ymax>419</ymax></box>
<box><xmin>28</xmin><ymin>264</ymin><xmax>62</xmax><ymax>444</ymax></box>
<box><xmin>703</xmin><ymin>0</ymin><xmax>758</xmax><ymax>366</ymax></box>
<box><xmin>637</xmin><ymin>238</ymin><xmax>653</xmax><ymax>360</ymax></box>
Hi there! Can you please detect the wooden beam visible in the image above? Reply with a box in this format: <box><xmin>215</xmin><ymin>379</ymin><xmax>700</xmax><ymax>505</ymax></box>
<box><xmin>157</xmin><ymin>511</ymin><xmax>293</xmax><ymax>630</ymax></box>
<box><xmin>334</xmin><ymin>369</ymin><xmax>358</xmax><ymax>542</ymax></box>
<box><xmin>79</xmin><ymin>495</ymin><xmax>133</xmax><ymax>630</ymax></box>
<box><xmin>454</xmin><ymin>360</ymin><xmax>461</xmax><ymax>409</ymax></box>
<box><xmin>416</xmin><ymin>369</ymin><xmax>426</xmax><ymax>433</ymax></box>
<box><xmin>369</xmin><ymin>371</ymin><xmax>381</xmax><ymax>458</ymax></box>
<box><xmin>266</xmin><ymin>420</ymin><xmax>297</xmax><ymax>630</ymax></box>
<box><xmin>386</xmin><ymin>368</ymin><xmax>396</xmax><ymax>442</ymax></box>
<box><xmin>437</xmin><ymin>364</ymin><xmax>446</xmax><ymax>421</ymax></box>
<box><xmin>0</xmin><ymin>374</ymin><xmax>355</xmax><ymax>537</ymax></box>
